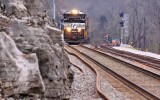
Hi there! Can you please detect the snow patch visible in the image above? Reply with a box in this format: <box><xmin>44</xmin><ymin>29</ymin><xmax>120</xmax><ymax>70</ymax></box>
<box><xmin>114</xmin><ymin>44</ymin><xmax>160</xmax><ymax>60</ymax></box>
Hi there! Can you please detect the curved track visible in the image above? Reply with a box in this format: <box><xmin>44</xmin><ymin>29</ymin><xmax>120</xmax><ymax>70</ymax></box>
<box><xmin>100</xmin><ymin>46</ymin><xmax>160</xmax><ymax>70</ymax></box>
<box><xmin>65</xmin><ymin>45</ymin><xmax>109</xmax><ymax>100</ymax></box>
<box><xmin>65</xmin><ymin>45</ymin><xmax>160</xmax><ymax>100</ymax></box>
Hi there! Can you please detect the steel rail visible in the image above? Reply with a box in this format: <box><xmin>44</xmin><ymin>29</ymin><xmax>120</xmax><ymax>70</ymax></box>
<box><xmin>83</xmin><ymin>45</ymin><xmax>160</xmax><ymax>80</ymax></box>
<box><xmin>101</xmin><ymin>46</ymin><xmax>160</xmax><ymax>70</ymax></box>
<box><xmin>71</xmin><ymin>45</ymin><xmax>160</xmax><ymax>100</ymax></box>
<box><xmin>65</xmin><ymin>45</ymin><xmax>109</xmax><ymax>100</ymax></box>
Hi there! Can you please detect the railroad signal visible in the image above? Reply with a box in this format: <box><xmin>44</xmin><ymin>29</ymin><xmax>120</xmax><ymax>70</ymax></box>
<box><xmin>120</xmin><ymin>21</ymin><xmax>124</xmax><ymax>27</ymax></box>
<box><xmin>119</xmin><ymin>12</ymin><xmax>129</xmax><ymax>44</ymax></box>
<box><xmin>119</xmin><ymin>12</ymin><xmax>124</xmax><ymax>17</ymax></box>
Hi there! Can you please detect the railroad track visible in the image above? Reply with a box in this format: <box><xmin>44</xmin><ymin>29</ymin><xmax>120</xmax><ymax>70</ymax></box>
<box><xmin>65</xmin><ymin>45</ymin><xmax>160</xmax><ymax>100</ymax></box>
<box><xmin>100</xmin><ymin>46</ymin><xmax>160</xmax><ymax>70</ymax></box>
<box><xmin>65</xmin><ymin>45</ymin><xmax>109</xmax><ymax>100</ymax></box>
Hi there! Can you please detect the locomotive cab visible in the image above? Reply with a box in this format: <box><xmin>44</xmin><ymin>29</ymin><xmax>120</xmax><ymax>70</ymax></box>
<box><xmin>63</xmin><ymin>9</ymin><xmax>89</xmax><ymax>44</ymax></box>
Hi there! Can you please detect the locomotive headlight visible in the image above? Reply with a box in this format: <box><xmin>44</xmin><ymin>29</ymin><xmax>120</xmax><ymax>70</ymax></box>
<box><xmin>77</xmin><ymin>28</ymin><xmax>82</xmax><ymax>32</ymax></box>
<box><xmin>72</xmin><ymin>9</ymin><xmax>78</xmax><ymax>15</ymax></box>
<box><xmin>66</xmin><ymin>27</ymin><xmax>72</xmax><ymax>32</ymax></box>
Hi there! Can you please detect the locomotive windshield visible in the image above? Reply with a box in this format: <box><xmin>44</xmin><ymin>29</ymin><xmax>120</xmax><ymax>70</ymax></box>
<box><xmin>63</xmin><ymin>14</ymin><xmax>86</xmax><ymax>23</ymax></box>
<box><xmin>64</xmin><ymin>19</ymin><xmax>85</xmax><ymax>23</ymax></box>
<box><xmin>63</xmin><ymin>10</ymin><xmax>86</xmax><ymax>23</ymax></box>
<box><xmin>63</xmin><ymin>10</ymin><xmax>86</xmax><ymax>29</ymax></box>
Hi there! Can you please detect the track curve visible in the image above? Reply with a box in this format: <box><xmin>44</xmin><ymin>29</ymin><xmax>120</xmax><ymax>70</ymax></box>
<box><xmin>68</xmin><ymin>45</ymin><xmax>160</xmax><ymax>100</ymax></box>
<box><xmin>65</xmin><ymin>45</ymin><xmax>109</xmax><ymax>100</ymax></box>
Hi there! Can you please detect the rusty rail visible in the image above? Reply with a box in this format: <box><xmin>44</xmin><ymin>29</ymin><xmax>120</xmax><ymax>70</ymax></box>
<box><xmin>65</xmin><ymin>45</ymin><xmax>109</xmax><ymax>100</ymax></box>
<box><xmin>71</xmin><ymin>45</ymin><xmax>160</xmax><ymax>100</ymax></box>
<box><xmin>101</xmin><ymin>46</ymin><xmax>160</xmax><ymax>70</ymax></box>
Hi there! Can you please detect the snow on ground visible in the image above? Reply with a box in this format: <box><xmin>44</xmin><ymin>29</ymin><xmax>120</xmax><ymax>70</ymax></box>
<box><xmin>113</xmin><ymin>44</ymin><xmax>160</xmax><ymax>60</ymax></box>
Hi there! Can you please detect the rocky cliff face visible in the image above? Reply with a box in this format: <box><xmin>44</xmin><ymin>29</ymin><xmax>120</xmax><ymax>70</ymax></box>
<box><xmin>0</xmin><ymin>0</ymin><xmax>73</xmax><ymax>99</ymax></box>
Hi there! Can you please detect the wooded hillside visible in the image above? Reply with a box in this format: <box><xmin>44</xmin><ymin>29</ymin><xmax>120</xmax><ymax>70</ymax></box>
<box><xmin>57</xmin><ymin>0</ymin><xmax>160</xmax><ymax>53</ymax></box>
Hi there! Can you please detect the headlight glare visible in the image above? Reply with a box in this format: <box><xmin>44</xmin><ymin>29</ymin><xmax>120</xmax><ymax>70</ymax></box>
<box><xmin>66</xmin><ymin>27</ymin><xmax>72</xmax><ymax>32</ymax></box>
<box><xmin>72</xmin><ymin>9</ymin><xmax>78</xmax><ymax>15</ymax></box>
<box><xmin>78</xmin><ymin>28</ymin><xmax>82</xmax><ymax>32</ymax></box>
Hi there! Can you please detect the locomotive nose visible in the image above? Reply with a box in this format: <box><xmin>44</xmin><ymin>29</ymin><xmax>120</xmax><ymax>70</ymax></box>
<box><xmin>72</xmin><ymin>33</ymin><xmax>78</xmax><ymax>39</ymax></box>
<box><xmin>72</xmin><ymin>35</ymin><xmax>76</xmax><ymax>39</ymax></box>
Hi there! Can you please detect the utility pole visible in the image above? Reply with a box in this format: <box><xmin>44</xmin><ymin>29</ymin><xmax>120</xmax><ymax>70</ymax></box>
<box><xmin>121</xmin><ymin>27</ymin><xmax>124</xmax><ymax>45</ymax></box>
<box><xmin>119</xmin><ymin>12</ymin><xmax>124</xmax><ymax>45</ymax></box>
<box><xmin>53</xmin><ymin>0</ymin><xmax>56</xmax><ymax>20</ymax></box>
<box><xmin>119</xmin><ymin>12</ymin><xmax>129</xmax><ymax>45</ymax></box>
<box><xmin>124</xmin><ymin>14</ymin><xmax>129</xmax><ymax>44</ymax></box>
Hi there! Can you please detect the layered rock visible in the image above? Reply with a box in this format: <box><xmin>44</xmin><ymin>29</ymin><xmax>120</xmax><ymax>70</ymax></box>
<box><xmin>0</xmin><ymin>0</ymin><xmax>73</xmax><ymax>99</ymax></box>
<box><xmin>0</xmin><ymin>32</ymin><xmax>45</xmax><ymax>98</ymax></box>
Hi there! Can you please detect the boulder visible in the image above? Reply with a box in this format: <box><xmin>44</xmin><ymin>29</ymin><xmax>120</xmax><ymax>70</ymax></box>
<box><xmin>8</xmin><ymin>17</ymin><xmax>72</xmax><ymax>99</ymax></box>
<box><xmin>25</xmin><ymin>0</ymin><xmax>46</xmax><ymax>17</ymax></box>
<box><xmin>0</xmin><ymin>0</ymin><xmax>73</xmax><ymax>99</ymax></box>
<box><xmin>0</xmin><ymin>32</ymin><xmax>45</xmax><ymax>98</ymax></box>
<box><xmin>1</xmin><ymin>0</ymin><xmax>29</xmax><ymax>18</ymax></box>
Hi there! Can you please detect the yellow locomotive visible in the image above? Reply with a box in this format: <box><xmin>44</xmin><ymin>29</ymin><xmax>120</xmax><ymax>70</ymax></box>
<box><xmin>63</xmin><ymin>9</ymin><xmax>89</xmax><ymax>44</ymax></box>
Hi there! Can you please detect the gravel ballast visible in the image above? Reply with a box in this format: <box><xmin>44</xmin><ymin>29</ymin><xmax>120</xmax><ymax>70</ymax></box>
<box><xmin>68</xmin><ymin>54</ymin><xmax>103</xmax><ymax>100</ymax></box>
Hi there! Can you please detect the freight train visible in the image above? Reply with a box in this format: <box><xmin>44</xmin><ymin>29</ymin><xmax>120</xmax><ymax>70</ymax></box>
<box><xmin>62</xmin><ymin>9</ymin><xmax>89</xmax><ymax>44</ymax></box>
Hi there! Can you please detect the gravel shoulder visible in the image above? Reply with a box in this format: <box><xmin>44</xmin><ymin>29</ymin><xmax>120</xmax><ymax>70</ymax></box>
<box><xmin>67</xmin><ymin>54</ymin><xmax>103</xmax><ymax>100</ymax></box>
